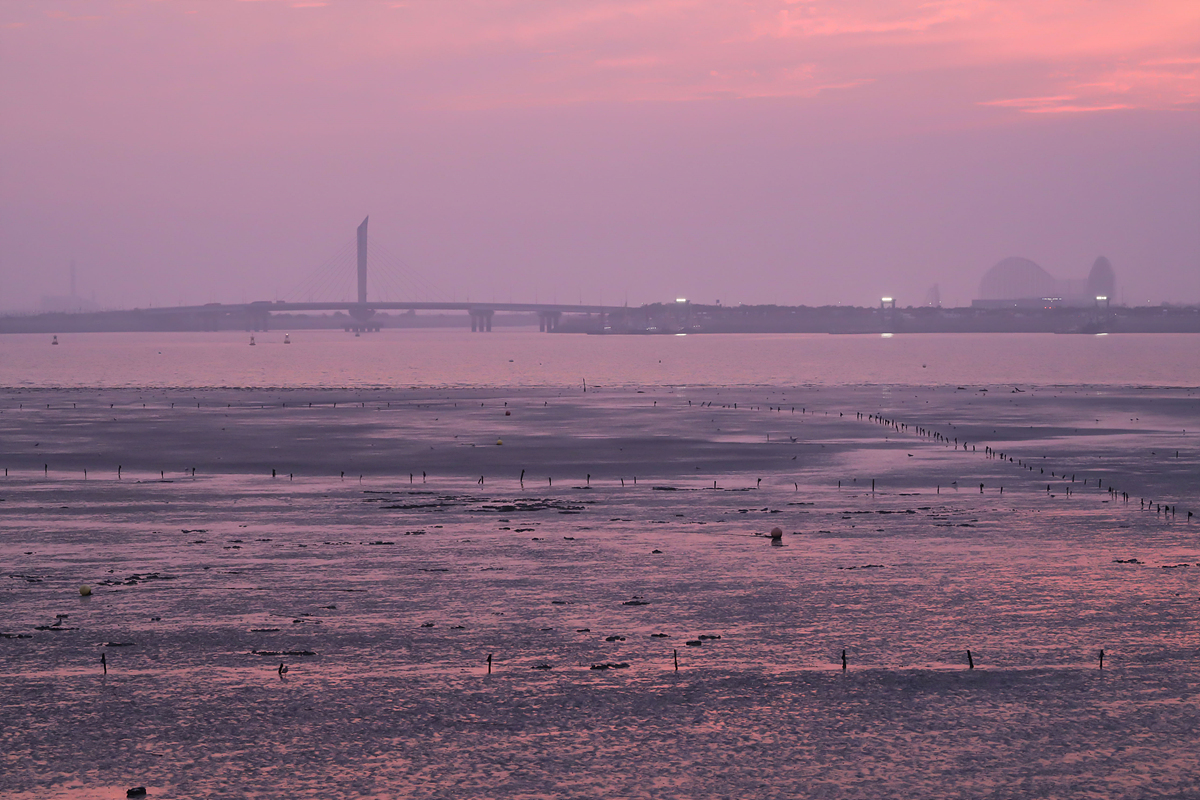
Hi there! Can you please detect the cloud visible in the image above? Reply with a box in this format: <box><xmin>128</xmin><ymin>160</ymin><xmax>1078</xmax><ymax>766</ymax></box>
<box><xmin>308</xmin><ymin>0</ymin><xmax>1200</xmax><ymax>111</ymax></box>
<box><xmin>980</xmin><ymin>96</ymin><xmax>1135</xmax><ymax>114</ymax></box>
<box><xmin>981</xmin><ymin>54</ymin><xmax>1200</xmax><ymax>114</ymax></box>
<box><xmin>10</xmin><ymin>0</ymin><xmax>1200</xmax><ymax>114</ymax></box>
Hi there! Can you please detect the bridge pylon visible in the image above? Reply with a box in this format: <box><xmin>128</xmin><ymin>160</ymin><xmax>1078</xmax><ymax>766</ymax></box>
<box><xmin>357</xmin><ymin>216</ymin><xmax>369</xmax><ymax>304</ymax></box>
<box><xmin>348</xmin><ymin>216</ymin><xmax>378</xmax><ymax>333</ymax></box>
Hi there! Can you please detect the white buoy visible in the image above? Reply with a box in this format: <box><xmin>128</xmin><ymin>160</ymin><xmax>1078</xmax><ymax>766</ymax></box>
<box><xmin>79</xmin><ymin>585</ymin><xmax>92</xmax><ymax>596</ymax></box>
<box><xmin>284</xmin><ymin>333</ymin><xmax>291</xmax><ymax>344</ymax></box>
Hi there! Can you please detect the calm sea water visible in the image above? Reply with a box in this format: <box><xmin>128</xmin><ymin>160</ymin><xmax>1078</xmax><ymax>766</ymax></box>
<box><xmin>1</xmin><ymin>330</ymin><xmax>1197</xmax><ymax>388</ymax></box>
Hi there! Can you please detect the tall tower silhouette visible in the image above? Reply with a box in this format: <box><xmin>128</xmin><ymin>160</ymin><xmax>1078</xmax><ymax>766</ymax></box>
<box><xmin>357</xmin><ymin>216</ymin><xmax>368</xmax><ymax>303</ymax></box>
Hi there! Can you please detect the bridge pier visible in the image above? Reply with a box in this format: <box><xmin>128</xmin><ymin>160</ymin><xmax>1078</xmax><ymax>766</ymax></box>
<box><xmin>538</xmin><ymin>311</ymin><xmax>561</xmax><ymax>332</ymax></box>
<box><xmin>469</xmin><ymin>310</ymin><xmax>494</xmax><ymax>332</ymax></box>
<box><xmin>246</xmin><ymin>309</ymin><xmax>270</xmax><ymax>331</ymax></box>
<box><xmin>346</xmin><ymin>302</ymin><xmax>378</xmax><ymax>334</ymax></box>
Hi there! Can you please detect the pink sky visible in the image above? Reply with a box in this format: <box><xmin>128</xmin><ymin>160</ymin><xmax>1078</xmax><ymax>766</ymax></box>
<box><xmin>2</xmin><ymin>0</ymin><xmax>1197</xmax><ymax>308</ymax></box>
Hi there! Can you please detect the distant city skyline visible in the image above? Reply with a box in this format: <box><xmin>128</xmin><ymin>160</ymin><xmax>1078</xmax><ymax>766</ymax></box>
<box><xmin>2</xmin><ymin>0</ymin><xmax>1197</xmax><ymax>311</ymax></box>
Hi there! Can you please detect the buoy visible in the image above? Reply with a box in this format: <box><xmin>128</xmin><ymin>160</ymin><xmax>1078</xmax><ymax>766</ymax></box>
<box><xmin>79</xmin><ymin>585</ymin><xmax>92</xmax><ymax>596</ymax></box>
<box><xmin>496</xmin><ymin>439</ymin><xmax>503</xmax><ymax>445</ymax></box>
<box><xmin>51</xmin><ymin>335</ymin><xmax>59</xmax><ymax>345</ymax></box>
<box><xmin>283</xmin><ymin>334</ymin><xmax>291</xmax><ymax>344</ymax></box>
<box><xmin>769</xmin><ymin>527</ymin><xmax>783</xmax><ymax>540</ymax></box>
<box><xmin>249</xmin><ymin>335</ymin><xmax>256</xmax><ymax>346</ymax></box>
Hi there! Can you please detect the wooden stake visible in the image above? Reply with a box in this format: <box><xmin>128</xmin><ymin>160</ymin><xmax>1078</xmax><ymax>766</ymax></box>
<box><xmin>673</xmin><ymin>649</ymin><xmax>678</xmax><ymax>671</ymax></box>
<box><xmin>487</xmin><ymin>653</ymin><xmax>492</xmax><ymax>674</ymax></box>
<box><xmin>967</xmin><ymin>650</ymin><xmax>974</xmax><ymax>670</ymax></box>
<box><xmin>841</xmin><ymin>649</ymin><xmax>847</xmax><ymax>671</ymax></box>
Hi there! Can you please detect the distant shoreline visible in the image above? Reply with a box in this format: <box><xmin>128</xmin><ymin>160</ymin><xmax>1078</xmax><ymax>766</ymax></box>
<box><xmin>3</xmin><ymin>303</ymin><xmax>1198</xmax><ymax>335</ymax></box>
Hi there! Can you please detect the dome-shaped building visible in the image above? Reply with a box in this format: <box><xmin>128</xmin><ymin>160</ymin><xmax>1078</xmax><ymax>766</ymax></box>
<box><xmin>978</xmin><ymin>257</ymin><xmax>1059</xmax><ymax>301</ymax></box>
<box><xmin>1087</xmin><ymin>256</ymin><xmax>1116</xmax><ymax>298</ymax></box>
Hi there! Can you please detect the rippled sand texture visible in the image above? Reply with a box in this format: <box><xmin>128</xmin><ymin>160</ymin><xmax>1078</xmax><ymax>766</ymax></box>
<box><xmin>2</xmin><ymin>386</ymin><xmax>1197</xmax><ymax>799</ymax></box>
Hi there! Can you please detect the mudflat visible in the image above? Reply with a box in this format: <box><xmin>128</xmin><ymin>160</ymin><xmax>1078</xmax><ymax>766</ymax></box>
<box><xmin>2</xmin><ymin>385</ymin><xmax>1197</xmax><ymax>798</ymax></box>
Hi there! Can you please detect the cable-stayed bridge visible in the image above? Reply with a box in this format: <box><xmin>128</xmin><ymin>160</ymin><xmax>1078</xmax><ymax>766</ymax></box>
<box><xmin>143</xmin><ymin>217</ymin><xmax>625</xmax><ymax>332</ymax></box>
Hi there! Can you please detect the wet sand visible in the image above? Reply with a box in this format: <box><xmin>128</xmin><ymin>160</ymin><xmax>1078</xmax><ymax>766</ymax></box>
<box><xmin>1</xmin><ymin>385</ymin><xmax>1197</xmax><ymax>798</ymax></box>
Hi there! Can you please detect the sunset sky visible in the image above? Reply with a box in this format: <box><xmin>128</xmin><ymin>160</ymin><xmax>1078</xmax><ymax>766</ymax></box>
<box><xmin>3</xmin><ymin>0</ymin><xmax>1198</xmax><ymax>309</ymax></box>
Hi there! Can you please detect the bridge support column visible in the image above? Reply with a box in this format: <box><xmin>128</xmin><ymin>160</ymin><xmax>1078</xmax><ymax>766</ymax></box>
<box><xmin>469</xmin><ymin>310</ymin><xmax>495</xmax><ymax>332</ymax></box>
<box><xmin>538</xmin><ymin>311</ymin><xmax>561</xmax><ymax>332</ymax></box>
<box><xmin>246</xmin><ymin>309</ymin><xmax>270</xmax><ymax>331</ymax></box>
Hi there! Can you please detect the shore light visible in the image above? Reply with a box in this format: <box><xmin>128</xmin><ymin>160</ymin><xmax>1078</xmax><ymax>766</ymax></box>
<box><xmin>675</xmin><ymin>298</ymin><xmax>688</xmax><ymax>303</ymax></box>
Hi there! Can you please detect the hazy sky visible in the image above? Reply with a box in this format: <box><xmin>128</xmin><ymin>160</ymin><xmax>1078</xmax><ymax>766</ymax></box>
<box><xmin>2</xmin><ymin>0</ymin><xmax>1198</xmax><ymax>310</ymax></box>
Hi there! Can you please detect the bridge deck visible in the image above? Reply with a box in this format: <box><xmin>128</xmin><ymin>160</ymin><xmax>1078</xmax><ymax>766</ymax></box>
<box><xmin>142</xmin><ymin>301</ymin><xmax>626</xmax><ymax>315</ymax></box>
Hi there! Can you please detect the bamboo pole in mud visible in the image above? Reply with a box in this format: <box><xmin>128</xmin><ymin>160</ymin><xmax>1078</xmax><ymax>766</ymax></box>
<box><xmin>674</xmin><ymin>650</ymin><xmax>678</xmax><ymax>671</ymax></box>
<box><xmin>1099</xmin><ymin>650</ymin><xmax>1105</xmax><ymax>670</ymax></box>
<box><xmin>967</xmin><ymin>650</ymin><xmax>974</xmax><ymax>670</ymax></box>
<box><xmin>842</xmin><ymin>650</ymin><xmax>847</xmax><ymax>671</ymax></box>
<box><xmin>487</xmin><ymin>653</ymin><xmax>492</xmax><ymax>674</ymax></box>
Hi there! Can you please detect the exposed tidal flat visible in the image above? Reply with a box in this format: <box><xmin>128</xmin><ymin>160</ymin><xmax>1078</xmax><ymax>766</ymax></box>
<box><xmin>2</xmin><ymin>381</ymin><xmax>1198</xmax><ymax>799</ymax></box>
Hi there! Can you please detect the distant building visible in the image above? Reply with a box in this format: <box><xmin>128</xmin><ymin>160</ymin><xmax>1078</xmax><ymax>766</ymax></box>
<box><xmin>1087</xmin><ymin>256</ymin><xmax>1116</xmax><ymax>298</ymax></box>
<box><xmin>972</xmin><ymin>256</ymin><xmax>1117</xmax><ymax>308</ymax></box>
